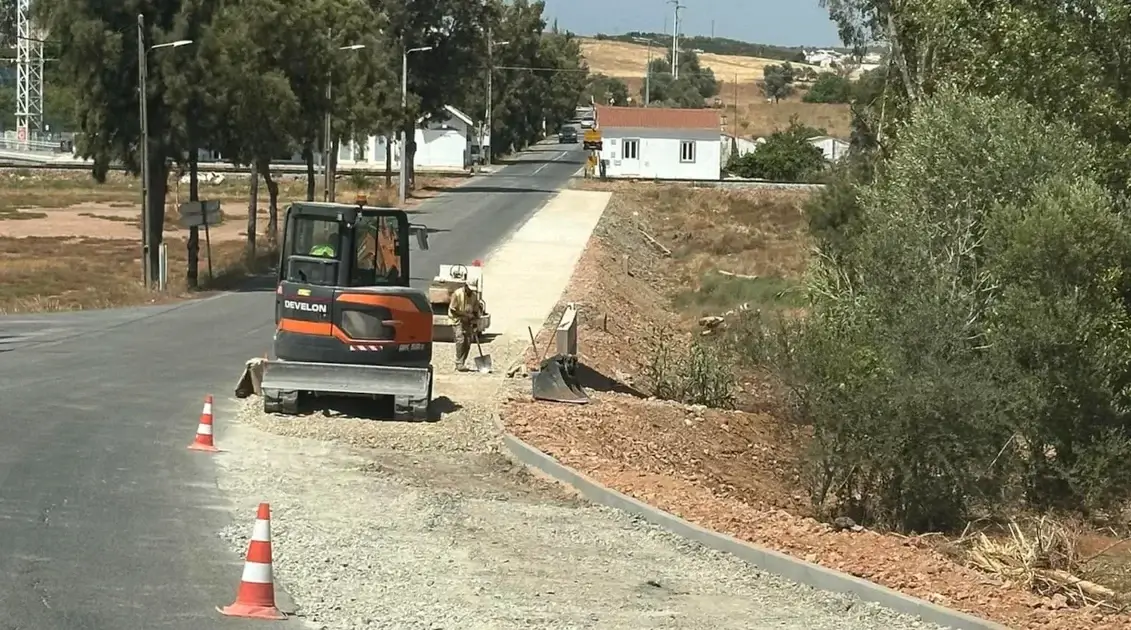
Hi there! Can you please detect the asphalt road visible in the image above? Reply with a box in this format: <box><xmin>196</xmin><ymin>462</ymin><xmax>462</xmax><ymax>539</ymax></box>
<box><xmin>0</xmin><ymin>141</ymin><xmax>584</xmax><ymax>630</ymax></box>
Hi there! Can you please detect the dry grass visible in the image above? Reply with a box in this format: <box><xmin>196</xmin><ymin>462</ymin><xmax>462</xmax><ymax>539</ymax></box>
<box><xmin>0</xmin><ymin>169</ymin><xmax>459</xmax><ymax>213</ymax></box>
<box><xmin>0</xmin><ymin>169</ymin><xmax>461</xmax><ymax>314</ymax></box>
<box><xmin>0</xmin><ymin>235</ymin><xmax>278</xmax><ymax>315</ymax></box>
<box><xmin>573</xmin><ymin>180</ymin><xmax>811</xmax><ymax>319</ymax></box>
<box><xmin>963</xmin><ymin>517</ymin><xmax>1131</xmax><ymax>611</ymax></box>
<box><xmin>581</xmin><ymin>38</ymin><xmax>819</xmax><ymax>82</ymax></box>
<box><xmin>605</xmin><ymin>68</ymin><xmax>852</xmax><ymax>139</ymax></box>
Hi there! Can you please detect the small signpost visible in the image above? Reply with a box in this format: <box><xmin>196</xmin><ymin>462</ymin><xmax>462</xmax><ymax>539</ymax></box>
<box><xmin>178</xmin><ymin>200</ymin><xmax>222</xmax><ymax>280</ymax></box>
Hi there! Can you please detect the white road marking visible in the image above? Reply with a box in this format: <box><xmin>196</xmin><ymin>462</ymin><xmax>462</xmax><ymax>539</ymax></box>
<box><xmin>532</xmin><ymin>151</ymin><xmax>567</xmax><ymax>175</ymax></box>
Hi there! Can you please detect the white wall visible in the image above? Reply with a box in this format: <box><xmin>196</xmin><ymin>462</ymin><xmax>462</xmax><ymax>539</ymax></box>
<box><xmin>336</xmin><ymin>111</ymin><xmax>471</xmax><ymax>171</ymax></box>
<box><xmin>598</xmin><ymin>131</ymin><xmax>721</xmax><ymax>180</ymax></box>
<box><xmin>721</xmin><ymin>135</ymin><xmax>760</xmax><ymax>163</ymax></box>
<box><xmin>809</xmin><ymin>136</ymin><xmax>849</xmax><ymax>162</ymax></box>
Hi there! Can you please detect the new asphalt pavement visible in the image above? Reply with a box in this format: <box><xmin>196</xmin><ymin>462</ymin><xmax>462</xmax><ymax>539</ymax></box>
<box><xmin>0</xmin><ymin>142</ymin><xmax>584</xmax><ymax>629</ymax></box>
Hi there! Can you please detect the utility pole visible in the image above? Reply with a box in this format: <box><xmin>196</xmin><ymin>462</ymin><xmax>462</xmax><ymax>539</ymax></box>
<box><xmin>484</xmin><ymin>30</ymin><xmax>511</xmax><ymax>164</ymax></box>
<box><xmin>137</xmin><ymin>14</ymin><xmax>150</xmax><ymax>287</ymax></box>
<box><xmin>633</xmin><ymin>37</ymin><xmax>661</xmax><ymax>106</ymax></box>
<box><xmin>15</xmin><ymin>0</ymin><xmax>44</xmax><ymax>145</ymax></box>
<box><xmin>136</xmin><ymin>15</ymin><xmax>192</xmax><ymax>289</ymax></box>
<box><xmin>644</xmin><ymin>44</ymin><xmax>651</xmax><ymax>106</ymax></box>
<box><xmin>399</xmin><ymin>44</ymin><xmax>433</xmax><ymax>206</ymax></box>
<box><xmin>322</xmin><ymin>31</ymin><xmax>366</xmax><ymax>202</ymax></box>
<box><xmin>733</xmin><ymin>72</ymin><xmax>739</xmax><ymax>136</ymax></box>
<box><xmin>323</xmin><ymin>28</ymin><xmax>332</xmax><ymax>201</ymax></box>
<box><xmin>668</xmin><ymin>1</ymin><xmax>684</xmax><ymax>79</ymax></box>
<box><xmin>485</xmin><ymin>28</ymin><xmax>493</xmax><ymax>167</ymax></box>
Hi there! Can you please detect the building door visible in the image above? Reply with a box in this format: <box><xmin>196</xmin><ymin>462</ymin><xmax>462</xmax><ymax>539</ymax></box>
<box><xmin>620</xmin><ymin>138</ymin><xmax>640</xmax><ymax>176</ymax></box>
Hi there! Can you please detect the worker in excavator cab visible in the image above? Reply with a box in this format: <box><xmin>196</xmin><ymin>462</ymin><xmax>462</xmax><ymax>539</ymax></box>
<box><xmin>309</xmin><ymin>229</ymin><xmax>338</xmax><ymax>257</ymax></box>
<box><xmin>448</xmin><ymin>276</ymin><xmax>482</xmax><ymax>372</ymax></box>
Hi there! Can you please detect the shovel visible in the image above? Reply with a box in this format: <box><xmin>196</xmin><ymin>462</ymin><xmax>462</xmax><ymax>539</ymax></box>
<box><xmin>472</xmin><ymin>331</ymin><xmax>492</xmax><ymax>373</ymax></box>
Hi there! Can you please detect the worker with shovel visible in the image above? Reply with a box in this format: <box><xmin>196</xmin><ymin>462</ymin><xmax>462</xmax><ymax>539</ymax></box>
<box><xmin>448</xmin><ymin>277</ymin><xmax>485</xmax><ymax>372</ymax></box>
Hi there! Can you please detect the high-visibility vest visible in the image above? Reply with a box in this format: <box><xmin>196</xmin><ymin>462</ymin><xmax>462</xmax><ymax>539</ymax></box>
<box><xmin>310</xmin><ymin>244</ymin><xmax>335</xmax><ymax>257</ymax></box>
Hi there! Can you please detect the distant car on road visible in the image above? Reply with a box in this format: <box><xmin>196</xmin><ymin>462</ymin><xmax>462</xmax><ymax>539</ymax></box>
<box><xmin>558</xmin><ymin>126</ymin><xmax>578</xmax><ymax>144</ymax></box>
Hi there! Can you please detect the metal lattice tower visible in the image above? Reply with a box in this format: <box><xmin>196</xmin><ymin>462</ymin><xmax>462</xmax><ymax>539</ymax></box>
<box><xmin>15</xmin><ymin>0</ymin><xmax>44</xmax><ymax>139</ymax></box>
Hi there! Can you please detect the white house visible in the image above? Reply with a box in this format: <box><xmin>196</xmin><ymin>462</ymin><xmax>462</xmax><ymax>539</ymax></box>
<box><xmin>803</xmin><ymin>48</ymin><xmax>844</xmax><ymax>68</ymax></box>
<box><xmin>721</xmin><ymin>134</ymin><xmax>761</xmax><ymax>163</ymax></box>
<box><xmin>808</xmin><ymin>135</ymin><xmax>850</xmax><ymax>162</ymax></box>
<box><xmin>336</xmin><ymin>104</ymin><xmax>475</xmax><ymax>172</ymax></box>
<box><xmin>594</xmin><ymin>105</ymin><xmax>722</xmax><ymax>180</ymax></box>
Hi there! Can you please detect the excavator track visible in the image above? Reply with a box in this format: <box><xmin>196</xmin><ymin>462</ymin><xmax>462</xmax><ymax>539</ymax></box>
<box><xmin>263</xmin><ymin>388</ymin><xmax>300</xmax><ymax>415</ymax></box>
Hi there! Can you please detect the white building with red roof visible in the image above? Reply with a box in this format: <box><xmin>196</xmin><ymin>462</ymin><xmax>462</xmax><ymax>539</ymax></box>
<box><xmin>594</xmin><ymin>105</ymin><xmax>722</xmax><ymax>180</ymax></box>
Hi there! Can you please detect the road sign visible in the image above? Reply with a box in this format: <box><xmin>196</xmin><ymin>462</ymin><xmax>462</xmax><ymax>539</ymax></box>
<box><xmin>178</xmin><ymin>199</ymin><xmax>222</xmax><ymax>228</ymax></box>
<box><xmin>16</xmin><ymin>126</ymin><xmax>27</xmax><ymax>143</ymax></box>
<box><xmin>582</xmin><ymin>128</ymin><xmax>602</xmax><ymax>151</ymax></box>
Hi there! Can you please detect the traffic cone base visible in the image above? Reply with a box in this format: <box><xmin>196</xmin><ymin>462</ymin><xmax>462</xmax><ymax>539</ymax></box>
<box><xmin>216</xmin><ymin>603</ymin><xmax>285</xmax><ymax>620</ymax></box>
<box><xmin>188</xmin><ymin>394</ymin><xmax>221</xmax><ymax>452</ymax></box>
<box><xmin>220</xmin><ymin>503</ymin><xmax>285</xmax><ymax>621</ymax></box>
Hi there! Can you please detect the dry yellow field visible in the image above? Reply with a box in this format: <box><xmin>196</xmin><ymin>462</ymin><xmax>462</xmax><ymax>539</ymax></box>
<box><xmin>580</xmin><ymin>37</ymin><xmax>820</xmax><ymax>82</ymax></box>
<box><xmin>616</xmin><ymin>68</ymin><xmax>853</xmax><ymax>139</ymax></box>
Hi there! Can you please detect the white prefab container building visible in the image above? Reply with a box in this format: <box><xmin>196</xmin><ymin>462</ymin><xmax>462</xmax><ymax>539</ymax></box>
<box><xmin>594</xmin><ymin>106</ymin><xmax>722</xmax><ymax>180</ymax></box>
<box><xmin>808</xmin><ymin>135</ymin><xmax>850</xmax><ymax>163</ymax></box>
<box><xmin>335</xmin><ymin>105</ymin><xmax>475</xmax><ymax>172</ymax></box>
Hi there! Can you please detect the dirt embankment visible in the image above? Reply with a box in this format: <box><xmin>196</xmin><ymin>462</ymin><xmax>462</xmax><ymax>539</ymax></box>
<box><xmin>501</xmin><ymin>180</ymin><xmax>1131</xmax><ymax>630</ymax></box>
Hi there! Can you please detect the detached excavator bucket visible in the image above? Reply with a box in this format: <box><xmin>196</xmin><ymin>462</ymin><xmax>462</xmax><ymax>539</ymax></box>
<box><xmin>234</xmin><ymin>357</ymin><xmax>267</xmax><ymax>398</ymax></box>
<box><xmin>531</xmin><ymin>354</ymin><xmax>589</xmax><ymax>404</ymax></box>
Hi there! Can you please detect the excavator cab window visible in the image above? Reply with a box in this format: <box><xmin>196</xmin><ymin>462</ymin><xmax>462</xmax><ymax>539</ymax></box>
<box><xmin>283</xmin><ymin>215</ymin><xmax>342</xmax><ymax>286</ymax></box>
<box><xmin>350</xmin><ymin>214</ymin><xmax>405</xmax><ymax>286</ymax></box>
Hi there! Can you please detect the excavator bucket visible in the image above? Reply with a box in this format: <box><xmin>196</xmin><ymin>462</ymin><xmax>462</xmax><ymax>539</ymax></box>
<box><xmin>235</xmin><ymin>357</ymin><xmax>267</xmax><ymax>398</ymax></box>
<box><xmin>260</xmin><ymin>360</ymin><xmax>433</xmax><ymax>400</ymax></box>
<box><xmin>531</xmin><ymin>354</ymin><xmax>589</xmax><ymax>404</ymax></box>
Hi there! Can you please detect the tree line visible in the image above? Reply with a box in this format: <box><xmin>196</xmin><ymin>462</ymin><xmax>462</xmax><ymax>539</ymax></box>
<box><xmin>742</xmin><ymin>0</ymin><xmax>1131</xmax><ymax>533</ymax></box>
<box><xmin>17</xmin><ymin>0</ymin><xmax>587</xmax><ymax>284</ymax></box>
<box><xmin>594</xmin><ymin>31</ymin><xmax>811</xmax><ymax>64</ymax></box>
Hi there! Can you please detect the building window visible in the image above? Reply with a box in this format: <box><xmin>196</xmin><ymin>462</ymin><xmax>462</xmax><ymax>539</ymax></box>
<box><xmin>680</xmin><ymin>140</ymin><xmax>695</xmax><ymax>163</ymax></box>
<box><xmin>623</xmin><ymin>139</ymin><xmax>639</xmax><ymax>160</ymax></box>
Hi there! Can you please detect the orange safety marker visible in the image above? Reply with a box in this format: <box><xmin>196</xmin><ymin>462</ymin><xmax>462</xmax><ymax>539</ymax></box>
<box><xmin>219</xmin><ymin>503</ymin><xmax>286</xmax><ymax>620</ymax></box>
<box><xmin>187</xmin><ymin>394</ymin><xmax>220</xmax><ymax>452</ymax></box>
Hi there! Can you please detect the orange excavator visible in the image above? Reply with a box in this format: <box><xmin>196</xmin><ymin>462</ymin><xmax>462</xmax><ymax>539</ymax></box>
<box><xmin>259</xmin><ymin>195</ymin><xmax>434</xmax><ymax>418</ymax></box>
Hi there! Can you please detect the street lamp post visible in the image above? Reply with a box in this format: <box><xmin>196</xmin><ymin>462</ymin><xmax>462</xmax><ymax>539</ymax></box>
<box><xmin>322</xmin><ymin>36</ymin><xmax>366</xmax><ymax>202</ymax></box>
<box><xmin>398</xmin><ymin>45</ymin><xmax>433</xmax><ymax>206</ymax></box>
<box><xmin>667</xmin><ymin>0</ymin><xmax>684</xmax><ymax>78</ymax></box>
<box><xmin>633</xmin><ymin>37</ymin><xmax>661</xmax><ymax>106</ymax></box>
<box><xmin>137</xmin><ymin>13</ymin><xmax>191</xmax><ymax>289</ymax></box>
<box><xmin>481</xmin><ymin>32</ymin><xmax>508</xmax><ymax>166</ymax></box>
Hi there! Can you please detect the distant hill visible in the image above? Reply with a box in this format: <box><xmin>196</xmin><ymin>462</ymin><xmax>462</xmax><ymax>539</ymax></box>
<box><xmin>591</xmin><ymin>32</ymin><xmax>877</xmax><ymax>63</ymax></box>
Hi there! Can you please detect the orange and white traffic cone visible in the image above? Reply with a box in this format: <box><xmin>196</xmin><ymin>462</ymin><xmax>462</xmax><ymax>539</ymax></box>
<box><xmin>219</xmin><ymin>503</ymin><xmax>286</xmax><ymax>620</ymax></box>
<box><xmin>187</xmin><ymin>394</ymin><xmax>220</xmax><ymax>452</ymax></box>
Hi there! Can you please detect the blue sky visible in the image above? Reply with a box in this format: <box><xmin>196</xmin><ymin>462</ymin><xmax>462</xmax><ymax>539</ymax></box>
<box><xmin>540</xmin><ymin>0</ymin><xmax>842</xmax><ymax>48</ymax></box>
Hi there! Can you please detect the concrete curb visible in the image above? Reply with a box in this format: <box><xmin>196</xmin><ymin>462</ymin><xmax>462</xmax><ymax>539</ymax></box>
<box><xmin>499</xmin><ymin>433</ymin><xmax>1012</xmax><ymax>630</ymax></box>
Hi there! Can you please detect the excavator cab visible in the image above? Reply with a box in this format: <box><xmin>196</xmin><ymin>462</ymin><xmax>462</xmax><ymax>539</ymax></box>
<box><xmin>260</xmin><ymin>198</ymin><xmax>435</xmax><ymax>418</ymax></box>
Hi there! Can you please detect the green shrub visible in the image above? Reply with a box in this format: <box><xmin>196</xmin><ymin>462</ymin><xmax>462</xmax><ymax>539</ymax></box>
<box><xmin>803</xmin><ymin>73</ymin><xmax>853</xmax><ymax>104</ymax></box>
<box><xmin>727</xmin><ymin>119</ymin><xmax>828</xmax><ymax>182</ymax></box>
<box><xmin>747</xmin><ymin>88</ymin><xmax>1131</xmax><ymax>531</ymax></box>
<box><xmin>643</xmin><ymin>327</ymin><xmax>737</xmax><ymax>409</ymax></box>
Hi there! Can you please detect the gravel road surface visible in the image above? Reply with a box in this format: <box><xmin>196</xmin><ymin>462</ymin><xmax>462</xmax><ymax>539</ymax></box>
<box><xmin>0</xmin><ymin>142</ymin><xmax>584</xmax><ymax>629</ymax></box>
